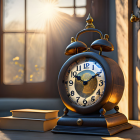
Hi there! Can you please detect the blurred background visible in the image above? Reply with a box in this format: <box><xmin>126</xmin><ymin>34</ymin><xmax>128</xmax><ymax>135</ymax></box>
<box><xmin>0</xmin><ymin>0</ymin><xmax>138</xmax><ymax>120</ymax></box>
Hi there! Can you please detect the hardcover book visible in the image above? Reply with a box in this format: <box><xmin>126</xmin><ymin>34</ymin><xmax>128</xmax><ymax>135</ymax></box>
<box><xmin>0</xmin><ymin>116</ymin><xmax>59</xmax><ymax>132</ymax></box>
<box><xmin>10</xmin><ymin>109</ymin><xmax>59</xmax><ymax>120</ymax></box>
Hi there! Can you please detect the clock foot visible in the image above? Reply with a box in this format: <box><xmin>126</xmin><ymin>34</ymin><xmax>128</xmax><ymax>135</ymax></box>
<box><xmin>114</xmin><ymin>105</ymin><xmax>119</xmax><ymax>112</ymax></box>
<box><xmin>99</xmin><ymin>108</ymin><xmax>106</xmax><ymax>115</ymax></box>
<box><xmin>62</xmin><ymin>107</ymin><xmax>69</xmax><ymax>116</ymax></box>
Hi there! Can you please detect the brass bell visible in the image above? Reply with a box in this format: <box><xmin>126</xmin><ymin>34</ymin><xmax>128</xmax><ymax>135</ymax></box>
<box><xmin>65</xmin><ymin>39</ymin><xmax>87</xmax><ymax>55</ymax></box>
<box><xmin>90</xmin><ymin>34</ymin><xmax>114</xmax><ymax>52</ymax></box>
<box><xmin>64</xmin><ymin>14</ymin><xmax>114</xmax><ymax>56</ymax></box>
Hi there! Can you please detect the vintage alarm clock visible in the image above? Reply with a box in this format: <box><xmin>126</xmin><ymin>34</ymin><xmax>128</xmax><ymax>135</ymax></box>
<box><xmin>52</xmin><ymin>14</ymin><xmax>132</xmax><ymax>136</ymax></box>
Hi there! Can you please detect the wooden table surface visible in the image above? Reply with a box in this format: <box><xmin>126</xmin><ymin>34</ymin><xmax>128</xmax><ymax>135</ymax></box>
<box><xmin>0</xmin><ymin>120</ymin><xmax>139</xmax><ymax>140</ymax></box>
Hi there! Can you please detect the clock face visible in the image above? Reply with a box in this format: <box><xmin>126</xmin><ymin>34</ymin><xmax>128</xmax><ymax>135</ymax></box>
<box><xmin>64</xmin><ymin>57</ymin><xmax>105</xmax><ymax>107</ymax></box>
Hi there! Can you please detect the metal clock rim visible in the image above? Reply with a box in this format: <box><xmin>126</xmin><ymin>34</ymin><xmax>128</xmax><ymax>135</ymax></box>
<box><xmin>58</xmin><ymin>52</ymin><xmax>113</xmax><ymax>114</ymax></box>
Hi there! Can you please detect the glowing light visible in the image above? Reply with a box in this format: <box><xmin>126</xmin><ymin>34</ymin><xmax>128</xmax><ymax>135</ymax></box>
<box><xmin>102</xmin><ymin>137</ymin><xmax>131</xmax><ymax>140</ymax></box>
<box><xmin>42</xmin><ymin>2</ymin><xmax>58</xmax><ymax>20</ymax></box>
<box><xmin>18</xmin><ymin>37</ymin><xmax>24</xmax><ymax>44</ymax></box>
<box><xmin>30</xmin><ymin>75</ymin><xmax>33</xmax><ymax>78</ymax></box>
<box><xmin>13</xmin><ymin>56</ymin><xmax>19</xmax><ymax>61</ymax></box>
<box><xmin>27</xmin><ymin>0</ymin><xmax>59</xmax><ymax>31</ymax></box>
<box><xmin>15</xmin><ymin>62</ymin><xmax>18</xmax><ymax>65</ymax></box>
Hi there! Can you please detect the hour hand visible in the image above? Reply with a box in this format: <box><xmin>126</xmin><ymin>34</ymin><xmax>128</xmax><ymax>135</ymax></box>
<box><xmin>74</xmin><ymin>75</ymin><xmax>81</xmax><ymax>80</ymax></box>
<box><xmin>75</xmin><ymin>75</ymin><xmax>87</xmax><ymax>85</ymax></box>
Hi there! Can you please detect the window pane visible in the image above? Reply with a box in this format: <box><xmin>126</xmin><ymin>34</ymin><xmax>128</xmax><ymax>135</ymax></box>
<box><xmin>3</xmin><ymin>0</ymin><xmax>25</xmax><ymax>31</ymax></box>
<box><xmin>26</xmin><ymin>33</ymin><xmax>46</xmax><ymax>83</ymax></box>
<box><xmin>58</xmin><ymin>8</ymin><xmax>74</xmax><ymax>16</ymax></box>
<box><xmin>75</xmin><ymin>8</ymin><xmax>86</xmax><ymax>17</ymax></box>
<box><xmin>27</xmin><ymin>0</ymin><xmax>44</xmax><ymax>31</ymax></box>
<box><xmin>27</xmin><ymin>0</ymin><xmax>59</xmax><ymax>31</ymax></box>
<box><xmin>75</xmin><ymin>0</ymin><xmax>86</xmax><ymax>7</ymax></box>
<box><xmin>3</xmin><ymin>33</ymin><xmax>25</xmax><ymax>85</ymax></box>
<box><xmin>57</xmin><ymin>0</ymin><xmax>74</xmax><ymax>7</ymax></box>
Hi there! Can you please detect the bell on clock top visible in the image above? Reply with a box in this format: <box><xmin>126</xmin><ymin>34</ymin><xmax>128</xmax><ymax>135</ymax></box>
<box><xmin>65</xmin><ymin>13</ymin><xmax>114</xmax><ymax>55</ymax></box>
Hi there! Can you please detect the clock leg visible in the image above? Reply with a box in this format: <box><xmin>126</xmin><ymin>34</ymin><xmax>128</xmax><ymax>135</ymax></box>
<box><xmin>114</xmin><ymin>105</ymin><xmax>119</xmax><ymax>112</ymax></box>
<box><xmin>99</xmin><ymin>108</ymin><xmax>106</xmax><ymax>115</ymax></box>
<box><xmin>63</xmin><ymin>107</ymin><xmax>69</xmax><ymax>116</ymax></box>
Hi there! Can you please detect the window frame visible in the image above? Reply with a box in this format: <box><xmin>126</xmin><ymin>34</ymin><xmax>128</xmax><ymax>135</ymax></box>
<box><xmin>3</xmin><ymin>0</ymin><xmax>47</xmax><ymax>85</ymax></box>
<box><xmin>59</xmin><ymin>0</ymin><xmax>87</xmax><ymax>17</ymax></box>
<box><xmin>0</xmin><ymin>0</ymin><xmax>51</xmax><ymax>98</ymax></box>
<box><xmin>0</xmin><ymin>0</ymin><xmax>90</xmax><ymax>98</ymax></box>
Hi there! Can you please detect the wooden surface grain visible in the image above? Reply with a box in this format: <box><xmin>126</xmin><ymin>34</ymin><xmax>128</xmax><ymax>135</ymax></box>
<box><xmin>0</xmin><ymin>120</ymin><xmax>139</xmax><ymax>140</ymax></box>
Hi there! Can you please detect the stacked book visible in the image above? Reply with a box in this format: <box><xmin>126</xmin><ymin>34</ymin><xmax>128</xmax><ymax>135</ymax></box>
<box><xmin>0</xmin><ymin>109</ymin><xmax>59</xmax><ymax>132</ymax></box>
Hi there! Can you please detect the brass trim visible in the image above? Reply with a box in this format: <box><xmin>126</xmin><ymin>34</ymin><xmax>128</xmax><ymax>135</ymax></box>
<box><xmin>104</xmin><ymin>34</ymin><xmax>109</xmax><ymax>41</ymax></box>
<box><xmin>71</xmin><ymin>37</ymin><xmax>76</xmax><ymax>43</ymax></box>
<box><xmin>75</xmin><ymin>28</ymin><xmax>103</xmax><ymax>41</ymax></box>
<box><xmin>77</xmin><ymin>118</ymin><xmax>83</xmax><ymax>126</ymax></box>
<box><xmin>85</xmin><ymin>13</ymin><xmax>95</xmax><ymax>29</ymax></box>
<box><xmin>130</xmin><ymin>12</ymin><xmax>140</xmax><ymax>22</ymax></box>
<box><xmin>65</xmin><ymin>13</ymin><xmax>114</xmax><ymax>55</ymax></box>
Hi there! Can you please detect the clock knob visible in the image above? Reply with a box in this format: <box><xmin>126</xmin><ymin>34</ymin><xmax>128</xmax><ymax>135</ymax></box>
<box><xmin>104</xmin><ymin>34</ymin><xmax>109</xmax><ymax>41</ymax></box>
<box><xmin>114</xmin><ymin>106</ymin><xmax>119</xmax><ymax>112</ymax></box>
<box><xmin>99</xmin><ymin>108</ymin><xmax>106</xmax><ymax>115</ymax></box>
<box><xmin>85</xmin><ymin>13</ymin><xmax>95</xmax><ymax>29</ymax></box>
<box><xmin>77</xmin><ymin>118</ymin><xmax>83</xmax><ymax>126</ymax></box>
<box><xmin>71</xmin><ymin>37</ymin><xmax>76</xmax><ymax>43</ymax></box>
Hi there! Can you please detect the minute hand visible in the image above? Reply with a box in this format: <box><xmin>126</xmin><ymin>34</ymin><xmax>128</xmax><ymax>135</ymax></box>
<box><xmin>83</xmin><ymin>72</ymin><xmax>101</xmax><ymax>85</ymax></box>
<box><xmin>75</xmin><ymin>72</ymin><xmax>101</xmax><ymax>85</ymax></box>
<box><xmin>86</xmin><ymin>73</ymin><xmax>98</xmax><ymax>82</ymax></box>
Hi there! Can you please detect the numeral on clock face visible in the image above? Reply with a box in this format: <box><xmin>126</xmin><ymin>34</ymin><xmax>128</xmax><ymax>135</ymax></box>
<box><xmin>69</xmin><ymin>80</ymin><xmax>73</xmax><ymax>86</ymax></box>
<box><xmin>96</xmin><ymin>89</ymin><xmax>100</xmax><ymax>95</ymax></box>
<box><xmin>76</xmin><ymin>97</ymin><xmax>80</xmax><ymax>102</ymax></box>
<box><xmin>65</xmin><ymin>58</ymin><xmax>105</xmax><ymax>107</ymax></box>
<box><xmin>83</xmin><ymin>99</ymin><xmax>87</xmax><ymax>105</ymax></box>
<box><xmin>71</xmin><ymin>91</ymin><xmax>74</xmax><ymax>96</ymax></box>
<box><xmin>84</xmin><ymin>63</ymin><xmax>90</xmax><ymax>69</ymax></box>
<box><xmin>91</xmin><ymin>96</ymin><xmax>95</xmax><ymax>102</ymax></box>
<box><xmin>92</xmin><ymin>65</ymin><xmax>94</xmax><ymax>70</ymax></box>
<box><xmin>77</xmin><ymin>65</ymin><xmax>81</xmax><ymax>71</ymax></box>
<box><xmin>71</xmin><ymin>71</ymin><xmax>77</xmax><ymax>78</ymax></box>
<box><xmin>99</xmin><ymin>80</ymin><xmax>103</xmax><ymax>86</ymax></box>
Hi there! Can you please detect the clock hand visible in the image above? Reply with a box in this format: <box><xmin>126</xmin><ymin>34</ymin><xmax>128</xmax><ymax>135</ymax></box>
<box><xmin>75</xmin><ymin>75</ymin><xmax>81</xmax><ymax>80</ymax></box>
<box><xmin>75</xmin><ymin>71</ymin><xmax>101</xmax><ymax>85</ymax></box>
<box><xmin>75</xmin><ymin>75</ymin><xmax>88</xmax><ymax>85</ymax></box>
<box><xmin>86</xmin><ymin>73</ymin><xmax>99</xmax><ymax>82</ymax></box>
<box><xmin>83</xmin><ymin>72</ymin><xmax>101</xmax><ymax>85</ymax></box>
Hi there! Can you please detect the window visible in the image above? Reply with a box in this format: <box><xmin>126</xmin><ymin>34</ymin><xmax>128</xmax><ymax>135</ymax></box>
<box><xmin>3</xmin><ymin>0</ymin><xmax>87</xmax><ymax>85</ymax></box>
<box><xmin>3</xmin><ymin>0</ymin><xmax>46</xmax><ymax>84</ymax></box>
<box><xmin>58</xmin><ymin>0</ymin><xmax>86</xmax><ymax>17</ymax></box>
<box><xmin>0</xmin><ymin>0</ymin><xmax>88</xmax><ymax>98</ymax></box>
